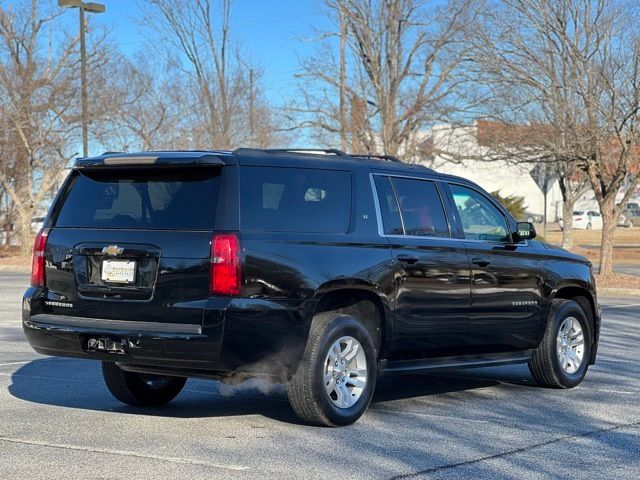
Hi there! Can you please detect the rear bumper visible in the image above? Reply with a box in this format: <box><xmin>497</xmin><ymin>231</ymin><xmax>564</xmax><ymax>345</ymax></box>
<box><xmin>22</xmin><ymin>289</ymin><xmax>311</xmax><ymax>376</ymax></box>
<box><xmin>23</xmin><ymin>314</ymin><xmax>220</xmax><ymax>370</ymax></box>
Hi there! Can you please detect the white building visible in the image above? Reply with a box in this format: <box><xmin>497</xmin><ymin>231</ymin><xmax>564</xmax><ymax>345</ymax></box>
<box><xmin>424</xmin><ymin>121</ymin><xmax>565</xmax><ymax>221</ymax></box>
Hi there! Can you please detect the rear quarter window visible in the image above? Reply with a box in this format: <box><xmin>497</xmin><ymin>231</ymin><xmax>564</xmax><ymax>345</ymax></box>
<box><xmin>52</xmin><ymin>168</ymin><xmax>221</xmax><ymax>230</ymax></box>
<box><xmin>240</xmin><ymin>166</ymin><xmax>352</xmax><ymax>233</ymax></box>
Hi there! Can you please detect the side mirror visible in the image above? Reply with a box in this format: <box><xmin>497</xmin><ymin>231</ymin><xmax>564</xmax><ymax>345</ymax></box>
<box><xmin>515</xmin><ymin>221</ymin><xmax>537</xmax><ymax>241</ymax></box>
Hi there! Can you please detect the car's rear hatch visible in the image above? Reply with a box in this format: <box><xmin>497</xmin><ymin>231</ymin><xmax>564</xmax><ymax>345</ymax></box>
<box><xmin>41</xmin><ymin>159</ymin><xmax>230</xmax><ymax>329</ymax></box>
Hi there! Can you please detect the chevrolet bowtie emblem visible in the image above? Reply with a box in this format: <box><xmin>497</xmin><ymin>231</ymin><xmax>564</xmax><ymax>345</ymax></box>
<box><xmin>102</xmin><ymin>245</ymin><xmax>124</xmax><ymax>256</ymax></box>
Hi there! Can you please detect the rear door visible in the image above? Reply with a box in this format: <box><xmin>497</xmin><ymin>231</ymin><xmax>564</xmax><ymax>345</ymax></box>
<box><xmin>43</xmin><ymin>166</ymin><xmax>226</xmax><ymax>328</ymax></box>
<box><xmin>445</xmin><ymin>182</ymin><xmax>543</xmax><ymax>353</ymax></box>
<box><xmin>373</xmin><ymin>173</ymin><xmax>471</xmax><ymax>360</ymax></box>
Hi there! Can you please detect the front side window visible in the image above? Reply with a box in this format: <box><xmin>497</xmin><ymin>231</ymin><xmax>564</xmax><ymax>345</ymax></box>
<box><xmin>449</xmin><ymin>184</ymin><xmax>510</xmax><ymax>242</ymax></box>
<box><xmin>240</xmin><ymin>167</ymin><xmax>351</xmax><ymax>233</ymax></box>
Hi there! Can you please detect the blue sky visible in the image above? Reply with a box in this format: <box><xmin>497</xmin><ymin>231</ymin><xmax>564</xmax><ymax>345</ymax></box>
<box><xmin>68</xmin><ymin>0</ymin><xmax>335</xmax><ymax>106</ymax></box>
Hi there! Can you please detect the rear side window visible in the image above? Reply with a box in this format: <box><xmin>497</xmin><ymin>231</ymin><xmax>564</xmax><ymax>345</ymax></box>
<box><xmin>240</xmin><ymin>167</ymin><xmax>351</xmax><ymax>233</ymax></box>
<box><xmin>390</xmin><ymin>178</ymin><xmax>450</xmax><ymax>237</ymax></box>
<box><xmin>374</xmin><ymin>176</ymin><xmax>403</xmax><ymax>235</ymax></box>
<box><xmin>53</xmin><ymin>168</ymin><xmax>220</xmax><ymax>230</ymax></box>
<box><xmin>374</xmin><ymin>175</ymin><xmax>450</xmax><ymax>237</ymax></box>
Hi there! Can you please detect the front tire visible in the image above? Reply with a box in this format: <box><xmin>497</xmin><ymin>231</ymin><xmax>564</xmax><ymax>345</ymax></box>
<box><xmin>528</xmin><ymin>299</ymin><xmax>592</xmax><ymax>388</ymax></box>
<box><xmin>102</xmin><ymin>362</ymin><xmax>186</xmax><ymax>406</ymax></box>
<box><xmin>287</xmin><ymin>313</ymin><xmax>377</xmax><ymax>427</ymax></box>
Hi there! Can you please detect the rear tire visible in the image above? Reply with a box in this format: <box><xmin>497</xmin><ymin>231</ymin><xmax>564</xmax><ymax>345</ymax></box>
<box><xmin>528</xmin><ymin>299</ymin><xmax>592</xmax><ymax>389</ymax></box>
<box><xmin>102</xmin><ymin>362</ymin><xmax>186</xmax><ymax>406</ymax></box>
<box><xmin>287</xmin><ymin>313</ymin><xmax>377</xmax><ymax>427</ymax></box>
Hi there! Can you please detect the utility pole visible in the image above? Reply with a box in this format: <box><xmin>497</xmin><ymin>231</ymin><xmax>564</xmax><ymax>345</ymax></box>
<box><xmin>339</xmin><ymin>5</ymin><xmax>347</xmax><ymax>152</ymax></box>
<box><xmin>59</xmin><ymin>1</ymin><xmax>105</xmax><ymax>157</ymax></box>
<box><xmin>249</xmin><ymin>68</ymin><xmax>255</xmax><ymax>144</ymax></box>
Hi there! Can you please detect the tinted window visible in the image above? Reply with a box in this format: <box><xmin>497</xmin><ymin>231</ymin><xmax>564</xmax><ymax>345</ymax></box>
<box><xmin>54</xmin><ymin>168</ymin><xmax>220</xmax><ymax>230</ymax></box>
<box><xmin>450</xmin><ymin>184</ymin><xmax>509</xmax><ymax>242</ymax></box>
<box><xmin>389</xmin><ymin>178</ymin><xmax>450</xmax><ymax>237</ymax></box>
<box><xmin>374</xmin><ymin>176</ymin><xmax>403</xmax><ymax>235</ymax></box>
<box><xmin>240</xmin><ymin>167</ymin><xmax>351</xmax><ymax>233</ymax></box>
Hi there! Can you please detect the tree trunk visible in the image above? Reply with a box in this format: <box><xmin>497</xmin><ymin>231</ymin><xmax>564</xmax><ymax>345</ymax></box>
<box><xmin>19</xmin><ymin>213</ymin><xmax>34</xmax><ymax>257</ymax></box>
<box><xmin>598</xmin><ymin>212</ymin><xmax>617</xmax><ymax>276</ymax></box>
<box><xmin>561</xmin><ymin>198</ymin><xmax>575</xmax><ymax>249</ymax></box>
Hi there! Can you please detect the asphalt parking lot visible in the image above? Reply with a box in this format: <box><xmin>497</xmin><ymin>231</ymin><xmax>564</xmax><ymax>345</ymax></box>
<box><xmin>0</xmin><ymin>272</ymin><xmax>638</xmax><ymax>479</ymax></box>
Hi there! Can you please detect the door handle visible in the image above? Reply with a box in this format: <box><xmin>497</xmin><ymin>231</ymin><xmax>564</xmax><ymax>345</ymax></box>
<box><xmin>397</xmin><ymin>254</ymin><xmax>419</xmax><ymax>264</ymax></box>
<box><xmin>471</xmin><ymin>257</ymin><xmax>491</xmax><ymax>267</ymax></box>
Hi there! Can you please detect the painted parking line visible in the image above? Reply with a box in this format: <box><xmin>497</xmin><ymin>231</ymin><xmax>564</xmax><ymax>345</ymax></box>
<box><xmin>0</xmin><ymin>436</ymin><xmax>250</xmax><ymax>472</ymax></box>
<box><xmin>603</xmin><ymin>303</ymin><xmax>640</xmax><ymax>309</ymax></box>
<box><xmin>0</xmin><ymin>361</ymin><xmax>34</xmax><ymax>367</ymax></box>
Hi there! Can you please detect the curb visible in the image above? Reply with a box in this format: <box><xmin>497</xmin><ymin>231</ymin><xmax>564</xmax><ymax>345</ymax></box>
<box><xmin>598</xmin><ymin>287</ymin><xmax>640</xmax><ymax>297</ymax></box>
<box><xmin>0</xmin><ymin>266</ymin><xmax>30</xmax><ymax>273</ymax></box>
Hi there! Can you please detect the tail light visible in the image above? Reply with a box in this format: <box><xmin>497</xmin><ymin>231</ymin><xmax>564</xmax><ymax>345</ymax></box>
<box><xmin>575</xmin><ymin>217</ymin><xmax>583</xmax><ymax>221</ymax></box>
<box><xmin>210</xmin><ymin>232</ymin><xmax>241</xmax><ymax>295</ymax></box>
<box><xmin>30</xmin><ymin>228</ymin><xmax>49</xmax><ymax>287</ymax></box>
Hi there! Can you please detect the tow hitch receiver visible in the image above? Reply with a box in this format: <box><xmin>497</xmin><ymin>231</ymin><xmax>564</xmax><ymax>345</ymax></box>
<box><xmin>87</xmin><ymin>337</ymin><xmax>126</xmax><ymax>354</ymax></box>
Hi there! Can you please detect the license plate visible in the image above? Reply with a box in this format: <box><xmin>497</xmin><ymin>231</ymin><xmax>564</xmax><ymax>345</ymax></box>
<box><xmin>101</xmin><ymin>259</ymin><xmax>136</xmax><ymax>284</ymax></box>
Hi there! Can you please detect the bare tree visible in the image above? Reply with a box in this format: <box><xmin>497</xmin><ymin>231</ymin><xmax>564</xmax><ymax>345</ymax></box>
<box><xmin>91</xmin><ymin>54</ymin><xmax>191</xmax><ymax>151</ymax></box>
<box><xmin>473</xmin><ymin>0</ymin><xmax>640</xmax><ymax>273</ymax></box>
<box><xmin>463</xmin><ymin>0</ymin><xmax>607</xmax><ymax>248</ymax></box>
<box><xmin>139</xmin><ymin>0</ymin><xmax>281</xmax><ymax>150</ymax></box>
<box><xmin>291</xmin><ymin>0</ymin><xmax>475</xmax><ymax>158</ymax></box>
<box><xmin>0</xmin><ymin>1</ymin><xmax>81</xmax><ymax>254</ymax></box>
<box><xmin>571</xmin><ymin>1</ymin><xmax>640</xmax><ymax>275</ymax></box>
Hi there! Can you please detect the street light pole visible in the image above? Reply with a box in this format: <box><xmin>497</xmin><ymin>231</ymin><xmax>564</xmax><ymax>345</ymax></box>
<box><xmin>79</xmin><ymin>5</ymin><xmax>88</xmax><ymax>158</ymax></box>
<box><xmin>58</xmin><ymin>1</ymin><xmax>105</xmax><ymax>158</ymax></box>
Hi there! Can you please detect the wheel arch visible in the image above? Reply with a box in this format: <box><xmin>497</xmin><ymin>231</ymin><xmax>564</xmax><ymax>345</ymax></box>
<box><xmin>551</xmin><ymin>284</ymin><xmax>599</xmax><ymax>365</ymax></box>
<box><xmin>312</xmin><ymin>286</ymin><xmax>391</xmax><ymax>358</ymax></box>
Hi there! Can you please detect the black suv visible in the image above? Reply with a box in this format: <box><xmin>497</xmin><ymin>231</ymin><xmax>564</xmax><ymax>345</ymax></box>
<box><xmin>23</xmin><ymin>148</ymin><xmax>600</xmax><ymax>426</ymax></box>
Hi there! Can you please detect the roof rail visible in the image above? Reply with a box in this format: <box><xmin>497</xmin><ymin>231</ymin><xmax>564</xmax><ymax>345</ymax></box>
<box><xmin>233</xmin><ymin>147</ymin><xmax>435</xmax><ymax>172</ymax></box>
<box><xmin>260</xmin><ymin>148</ymin><xmax>349</xmax><ymax>157</ymax></box>
<box><xmin>349</xmin><ymin>153</ymin><xmax>403</xmax><ymax>163</ymax></box>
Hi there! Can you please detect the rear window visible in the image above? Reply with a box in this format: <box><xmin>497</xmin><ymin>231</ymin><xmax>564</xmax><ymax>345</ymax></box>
<box><xmin>53</xmin><ymin>168</ymin><xmax>220</xmax><ymax>230</ymax></box>
<box><xmin>240</xmin><ymin>166</ymin><xmax>351</xmax><ymax>233</ymax></box>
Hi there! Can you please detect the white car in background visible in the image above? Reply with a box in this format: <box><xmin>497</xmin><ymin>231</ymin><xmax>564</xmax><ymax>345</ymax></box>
<box><xmin>572</xmin><ymin>210</ymin><xmax>603</xmax><ymax>230</ymax></box>
<box><xmin>559</xmin><ymin>210</ymin><xmax>603</xmax><ymax>230</ymax></box>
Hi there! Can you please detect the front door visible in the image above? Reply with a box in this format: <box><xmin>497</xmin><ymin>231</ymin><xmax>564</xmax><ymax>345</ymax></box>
<box><xmin>373</xmin><ymin>174</ymin><xmax>471</xmax><ymax>360</ymax></box>
<box><xmin>446</xmin><ymin>183</ymin><xmax>543</xmax><ymax>354</ymax></box>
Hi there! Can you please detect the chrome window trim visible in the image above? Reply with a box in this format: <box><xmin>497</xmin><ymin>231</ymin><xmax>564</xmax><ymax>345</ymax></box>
<box><xmin>369</xmin><ymin>172</ymin><xmax>455</xmax><ymax>240</ymax></box>
<box><xmin>369</xmin><ymin>173</ymin><xmax>386</xmax><ymax>237</ymax></box>
<box><xmin>370</xmin><ymin>172</ymin><xmax>530</xmax><ymax>246</ymax></box>
<box><xmin>384</xmin><ymin>234</ymin><xmax>465</xmax><ymax>243</ymax></box>
<box><xmin>387</xmin><ymin>175</ymin><xmax>407</xmax><ymax>235</ymax></box>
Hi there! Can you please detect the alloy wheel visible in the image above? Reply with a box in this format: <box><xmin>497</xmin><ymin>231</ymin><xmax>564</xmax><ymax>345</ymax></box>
<box><xmin>323</xmin><ymin>336</ymin><xmax>368</xmax><ymax>409</ymax></box>
<box><xmin>556</xmin><ymin>316</ymin><xmax>585</xmax><ymax>374</ymax></box>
